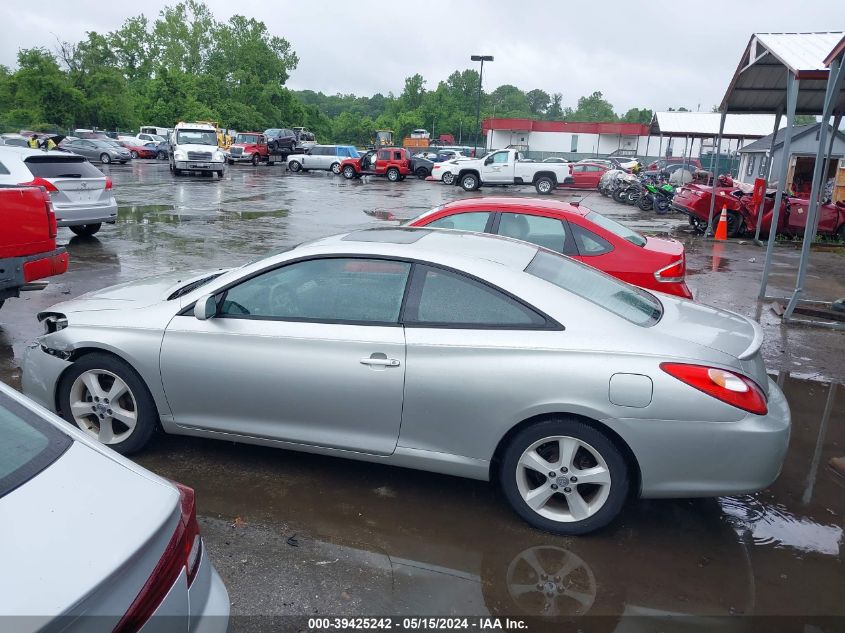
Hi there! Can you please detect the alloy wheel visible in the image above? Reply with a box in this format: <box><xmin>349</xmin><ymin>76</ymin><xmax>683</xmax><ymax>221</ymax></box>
<box><xmin>515</xmin><ymin>435</ymin><xmax>611</xmax><ymax>523</ymax></box>
<box><xmin>68</xmin><ymin>369</ymin><xmax>138</xmax><ymax>445</ymax></box>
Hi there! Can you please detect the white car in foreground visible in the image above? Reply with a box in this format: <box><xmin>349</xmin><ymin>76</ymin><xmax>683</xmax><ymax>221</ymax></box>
<box><xmin>0</xmin><ymin>382</ymin><xmax>230</xmax><ymax>632</ymax></box>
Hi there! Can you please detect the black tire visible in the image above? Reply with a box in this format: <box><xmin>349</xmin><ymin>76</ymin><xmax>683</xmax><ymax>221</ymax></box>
<box><xmin>726</xmin><ymin>211</ymin><xmax>744</xmax><ymax>237</ymax></box>
<box><xmin>69</xmin><ymin>223</ymin><xmax>102</xmax><ymax>237</ymax></box>
<box><xmin>267</xmin><ymin>160</ymin><xmax>275</xmax><ymax>166</ymax></box>
<box><xmin>330</xmin><ymin>162</ymin><xmax>341</xmax><ymax>174</ymax></box>
<box><xmin>442</xmin><ymin>172</ymin><xmax>455</xmax><ymax>185</ymax></box>
<box><xmin>130</xmin><ymin>150</ymin><xmax>138</xmax><ymax>159</ymax></box>
<box><xmin>157</xmin><ymin>150</ymin><xmax>167</xmax><ymax>160</ymax></box>
<box><xmin>100</xmin><ymin>153</ymin><xmax>111</xmax><ymax>164</ymax></box>
<box><xmin>638</xmin><ymin>194</ymin><xmax>653</xmax><ymax>211</ymax></box>
<box><xmin>174</xmin><ymin>168</ymin><xmax>183</xmax><ymax>176</ymax></box>
<box><xmin>535</xmin><ymin>176</ymin><xmax>555</xmax><ymax>195</ymax></box>
<box><xmin>0</xmin><ymin>299</ymin><xmax>5</xmax><ymax>311</ymax></box>
<box><xmin>216</xmin><ymin>170</ymin><xmax>224</xmax><ymax>178</ymax></box>
<box><xmin>289</xmin><ymin>160</ymin><xmax>302</xmax><ymax>172</ymax></box>
<box><xmin>342</xmin><ymin>165</ymin><xmax>357</xmax><ymax>179</ymax></box>
<box><xmin>57</xmin><ymin>352</ymin><xmax>158</xmax><ymax>455</ymax></box>
<box><xmin>460</xmin><ymin>173</ymin><xmax>479</xmax><ymax>191</ymax></box>
<box><xmin>251</xmin><ymin>153</ymin><xmax>259</xmax><ymax>166</ymax></box>
<box><xmin>655</xmin><ymin>198</ymin><xmax>670</xmax><ymax>215</ymax></box>
<box><xmin>499</xmin><ymin>417</ymin><xmax>630</xmax><ymax>535</ymax></box>
<box><xmin>386</xmin><ymin>167</ymin><xmax>400</xmax><ymax>182</ymax></box>
<box><xmin>612</xmin><ymin>188</ymin><xmax>626</xmax><ymax>203</ymax></box>
<box><xmin>268</xmin><ymin>140</ymin><xmax>279</xmax><ymax>152</ymax></box>
<box><xmin>415</xmin><ymin>167</ymin><xmax>430</xmax><ymax>179</ymax></box>
<box><xmin>837</xmin><ymin>223</ymin><xmax>845</xmax><ymax>242</ymax></box>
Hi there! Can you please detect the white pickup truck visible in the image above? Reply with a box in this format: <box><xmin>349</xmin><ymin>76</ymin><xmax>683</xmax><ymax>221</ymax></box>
<box><xmin>441</xmin><ymin>149</ymin><xmax>574</xmax><ymax>194</ymax></box>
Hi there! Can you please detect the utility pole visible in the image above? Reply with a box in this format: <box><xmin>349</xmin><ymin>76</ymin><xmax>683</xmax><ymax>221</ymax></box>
<box><xmin>471</xmin><ymin>54</ymin><xmax>493</xmax><ymax>157</ymax></box>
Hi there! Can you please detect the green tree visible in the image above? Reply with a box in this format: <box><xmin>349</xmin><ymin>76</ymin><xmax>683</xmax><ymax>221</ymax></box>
<box><xmin>568</xmin><ymin>91</ymin><xmax>617</xmax><ymax>122</ymax></box>
<box><xmin>526</xmin><ymin>89</ymin><xmax>550</xmax><ymax>116</ymax></box>
<box><xmin>622</xmin><ymin>107</ymin><xmax>653</xmax><ymax>124</ymax></box>
<box><xmin>546</xmin><ymin>93</ymin><xmax>564</xmax><ymax>119</ymax></box>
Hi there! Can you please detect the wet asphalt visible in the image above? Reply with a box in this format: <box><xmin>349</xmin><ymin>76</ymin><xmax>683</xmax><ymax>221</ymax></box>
<box><xmin>1</xmin><ymin>161</ymin><xmax>843</xmax><ymax>629</ymax></box>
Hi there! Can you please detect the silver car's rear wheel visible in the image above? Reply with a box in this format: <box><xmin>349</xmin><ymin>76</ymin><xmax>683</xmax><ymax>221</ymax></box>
<box><xmin>330</xmin><ymin>162</ymin><xmax>341</xmax><ymax>174</ymax></box>
<box><xmin>500</xmin><ymin>418</ymin><xmax>629</xmax><ymax>535</ymax></box>
<box><xmin>59</xmin><ymin>353</ymin><xmax>157</xmax><ymax>454</ymax></box>
<box><xmin>69</xmin><ymin>370</ymin><xmax>137</xmax><ymax>445</ymax></box>
<box><xmin>516</xmin><ymin>436</ymin><xmax>611</xmax><ymax>523</ymax></box>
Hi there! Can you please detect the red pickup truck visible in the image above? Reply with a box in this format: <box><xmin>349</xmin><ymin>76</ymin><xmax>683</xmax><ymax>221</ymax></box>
<box><xmin>0</xmin><ymin>185</ymin><xmax>69</xmax><ymax>311</ymax></box>
<box><xmin>225</xmin><ymin>132</ymin><xmax>274</xmax><ymax>166</ymax></box>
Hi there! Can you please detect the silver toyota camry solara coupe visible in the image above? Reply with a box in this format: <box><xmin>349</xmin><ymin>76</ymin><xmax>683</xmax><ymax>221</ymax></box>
<box><xmin>21</xmin><ymin>228</ymin><xmax>790</xmax><ymax>534</ymax></box>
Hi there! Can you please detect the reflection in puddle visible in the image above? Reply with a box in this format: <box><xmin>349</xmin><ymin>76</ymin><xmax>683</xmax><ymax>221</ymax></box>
<box><xmin>720</xmin><ymin>495</ymin><xmax>843</xmax><ymax>555</ymax></box>
<box><xmin>504</xmin><ymin>546</ymin><xmax>596</xmax><ymax>617</ymax></box>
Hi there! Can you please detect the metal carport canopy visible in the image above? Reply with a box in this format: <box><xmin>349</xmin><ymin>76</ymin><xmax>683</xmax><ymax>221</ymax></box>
<box><xmin>720</xmin><ymin>32</ymin><xmax>845</xmax><ymax>115</ymax></box>
<box><xmin>648</xmin><ymin>111</ymin><xmax>780</xmax><ymax>138</ymax></box>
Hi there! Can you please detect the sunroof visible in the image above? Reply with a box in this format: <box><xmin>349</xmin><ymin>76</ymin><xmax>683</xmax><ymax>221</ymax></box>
<box><xmin>341</xmin><ymin>229</ymin><xmax>431</xmax><ymax>244</ymax></box>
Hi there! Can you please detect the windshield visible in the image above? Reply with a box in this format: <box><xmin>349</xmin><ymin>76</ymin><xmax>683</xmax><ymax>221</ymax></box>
<box><xmin>525</xmin><ymin>250</ymin><xmax>663</xmax><ymax>326</ymax></box>
<box><xmin>584</xmin><ymin>211</ymin><xmax>647</xmax><ymax>247</ymax></box>
<box><xmin>150</xmin><ymin>134</ymin><xmax>165</xmax><ymax>142</ymax></box>
<box><xmin>0</xmin><ymin>392</ymin><xmax>71</xmax><ymax>499</ymax></box>
<box><xmin>236</xmin><ymin>134</ymin><xmax>259</xmax><ymax>144</ymax></box>
<box><xmin>176</xmin><ymin>130</ymin><xmax>217</xmax><ymax>146</ymax></box>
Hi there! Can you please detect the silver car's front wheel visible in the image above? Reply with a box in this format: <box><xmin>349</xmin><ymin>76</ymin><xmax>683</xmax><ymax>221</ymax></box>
<box><xmin>500</xmin><ymin>418</ymin><xmax>629</xmax><ymax>535</ymax></box>
<box><xmin>69</xmin><ymin>370</ymin><xmax>137</xmax><ymax>445</ymax></box>
<box><xmin>58</xmin><ymin>353</ymin><xmax>158</xmax><ymax>454</ymax></box>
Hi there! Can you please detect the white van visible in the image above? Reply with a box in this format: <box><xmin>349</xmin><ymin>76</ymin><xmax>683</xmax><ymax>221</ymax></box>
<box><xmin>140</xmin><ymin>126</ymin><xmax>172</xmax><ymax>138</ymax></box>
<box><xmin>169</xmin><ymin>122</ymin><xmax>226</xmax><ymax>177</ymax></box>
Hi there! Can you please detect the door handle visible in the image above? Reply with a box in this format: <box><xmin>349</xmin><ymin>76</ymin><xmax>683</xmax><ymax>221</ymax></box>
<box><xmin>360</xmin><ymin>357</ymin><xmax>401</xmax><ymax>367</ymax></box>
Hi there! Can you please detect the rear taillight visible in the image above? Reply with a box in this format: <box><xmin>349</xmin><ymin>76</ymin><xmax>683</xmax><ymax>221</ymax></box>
<box><xmin>46</xmin><ymin>198</ymin><xmax>57</xmax><ymax>238</ymax></box>
<box><xmin>20</xmin><ymin>177</ymin><xmax>58</xmax><ymax>192</ymax></box>
<box><xmin>105</xmin><ymin>177</ymin><xmax>113</xmax><ymax>190</ymax></box>
<box><xmin>113</xmin><ymin>483</ymin><xmax>202</xmax><ymax>633</ymax></box>
<box><xmin>654</xmin><ymin>257</ymin><xmax>686</xmax><ymax>283</ymax></box>
<box><xmin>660</xmin><ymin>363</ymin><xmax>767</xmax><ymax>415</ymax></box>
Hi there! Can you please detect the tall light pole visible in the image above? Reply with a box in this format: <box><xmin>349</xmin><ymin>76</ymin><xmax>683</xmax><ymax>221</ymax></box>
<box><xmin>471</xmin><ymin>54</ymin><xmax>493</xmax><ymax>156</ymax></box>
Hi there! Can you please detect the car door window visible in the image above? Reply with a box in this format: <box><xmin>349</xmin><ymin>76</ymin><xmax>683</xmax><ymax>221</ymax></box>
<box><xmin>404</xmin><ymin>265</ymin><xmax>546</xmax><ymax>328</ymax></box>
<box><xmin>571</xmin><ymin>224</ymin><xmax>613</xmax><ymax>256</ymax></box>
<box><xmin>427</xmin><ymin>211</ymin><xmax>491</xmax><ymax>232</ymax></box>
<box><xmin>219</xmin><ymin>258</ymin><xmax>411</xmax><ymax>324</ymax></box>
<box><xmin>497</xmin><ymin>213</ymin><xmax>574</xmax><ymax>254</ymax></box>
<box><xmin>377</xmin><ymin>150</ymin><xmax>390</xmax><ymax>161</ymax></box>
<box><xmin>492</xmin><ymin>152</ymin><xmax>509</xmax><ymax>164</ymax></box>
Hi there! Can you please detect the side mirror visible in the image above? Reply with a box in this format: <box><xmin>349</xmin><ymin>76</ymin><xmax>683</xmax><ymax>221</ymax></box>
<box><xmin>194</xmin><ymin>294</ymin><xmax>217</xmax><ymax>320</ymax></box>
<box><xmin>484</xmin><ymin>157</ymin><xmax>494</xmax><ymax>165</ymax></box>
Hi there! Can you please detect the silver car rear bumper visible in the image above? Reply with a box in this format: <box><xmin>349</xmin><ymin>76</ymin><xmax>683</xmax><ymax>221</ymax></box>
<box><xmin>53</xmin><ymin>199</ymin><xmax>118</xmax><ymax>226</ymax></box>
<box><xmin>616</xmin><ymin>376</ymin><xmax>791</xmax><ymax>498</ymax></box>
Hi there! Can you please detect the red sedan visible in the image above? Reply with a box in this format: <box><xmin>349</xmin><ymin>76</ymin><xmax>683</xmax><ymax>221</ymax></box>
<box><xmin>560</xmin><ymin>162</ymin><xmax>608</xmax><ymax>189</ymax></box>
<box><xmin>119</xmin><ymin>141</ymin><xmax>156</xmax><ymax>159</ymax></box>
<box><xmin>408</xmin><ymin>197</ymin><xmax>693</xmax><ymax>299</ymax></box>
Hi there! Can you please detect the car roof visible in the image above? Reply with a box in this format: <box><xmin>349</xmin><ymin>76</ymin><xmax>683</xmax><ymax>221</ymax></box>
<box><xmin>439</xmin><ymin>196</ymin><xmax>590</xmax><ymax>217</ymax></box>
<box><xmin>0</xmin><ymin>146</ymin><xmax>83</xmax><ymax>160</ymax></box>
<box><xmin>304</xmin><ymin>227</ymin><xmax>540</xmax><ymax>271</ymax></box>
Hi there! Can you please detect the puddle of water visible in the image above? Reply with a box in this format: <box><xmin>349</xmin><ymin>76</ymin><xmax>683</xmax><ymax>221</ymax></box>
<box><xmin>128</xmin><ymin>372</ymin><xmax>844</xmax><ymax>620</ymax></box>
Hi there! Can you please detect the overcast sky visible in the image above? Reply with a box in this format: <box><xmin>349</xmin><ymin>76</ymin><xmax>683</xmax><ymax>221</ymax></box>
<box><xmin>2</xmin><ymin>0</ymin><xmax>843</xmax><ymax>114</ymax></box>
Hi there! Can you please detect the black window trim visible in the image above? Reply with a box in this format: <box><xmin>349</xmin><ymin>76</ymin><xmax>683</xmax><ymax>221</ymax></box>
<box><xmin>178</xmin><ymin>254</ymin><xmax>562</xmax><ymax>331</ymax></box>
<box><xmin>401</xmin><ymin>262</ymin><xmax>557</xmax><ymax>331</ymax></box>
<box><xmin>0</xmin><ymin>391</ymin><xmax>72</xmax><ymax>500</ymax></box>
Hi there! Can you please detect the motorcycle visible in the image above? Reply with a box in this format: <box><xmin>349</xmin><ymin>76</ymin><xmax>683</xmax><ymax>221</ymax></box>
<box><xmin>639</xmin><ymin>180</ymin><xmax>675</xmax><ymax>214</ymax></box>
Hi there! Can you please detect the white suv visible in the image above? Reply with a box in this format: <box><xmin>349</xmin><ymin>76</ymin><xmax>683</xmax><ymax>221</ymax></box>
<box><xmin>0</xmin><ymin>146</ymin><xmax>117</xmax><ymax>236</ymax></box>
<box><xmin>169</xmin><ymin>122</ymin><xmax>226</xmax><ymax>177</ymax></box>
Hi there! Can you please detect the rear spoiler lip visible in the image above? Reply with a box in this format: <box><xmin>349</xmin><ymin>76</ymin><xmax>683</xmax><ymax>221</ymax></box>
<box><xmin>738</xmin><ymin>317</ymin><xmax>764</xmax><ymax>360</ymax></box>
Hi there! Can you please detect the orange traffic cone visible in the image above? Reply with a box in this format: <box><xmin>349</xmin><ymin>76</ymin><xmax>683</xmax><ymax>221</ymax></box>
<box><xmin>714</xmin><ymin>206</ymin><xmax>728</xmax><ymax>241</ymax></box>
